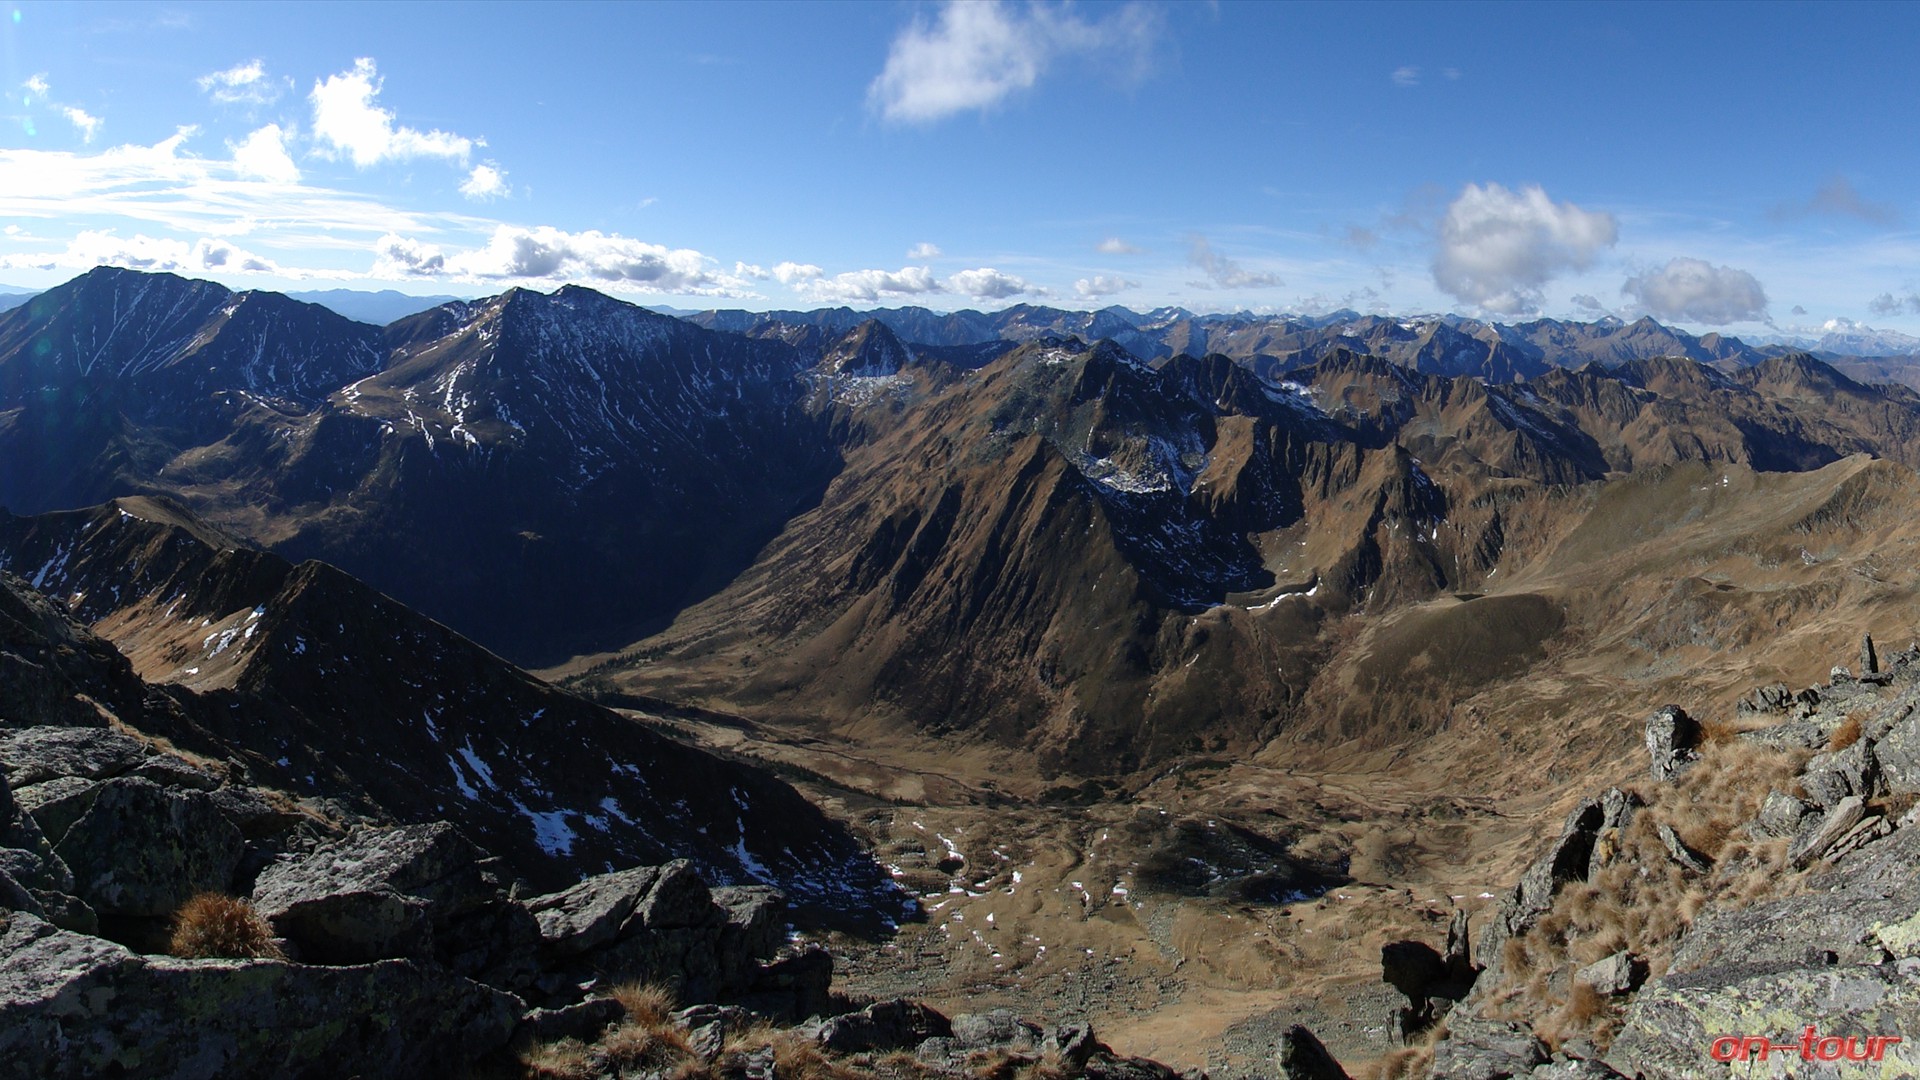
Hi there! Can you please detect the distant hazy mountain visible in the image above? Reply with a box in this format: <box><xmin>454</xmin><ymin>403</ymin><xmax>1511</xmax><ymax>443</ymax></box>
<box><xmin>0</xmin><ymin>285</ymin><xmax>38</xmax><ymax>312</ymax></box>
<box><xmin>1746</xmin><ymin>319</ymin><xmax>1920</xmax><ymax>358</ymax></box>
<box><xmin>285</xmin><ymin>288</ymin><xmax>466</xmax><ymax>326</ymax></box>
<box><xmin>686</xmin><ymin>304</ymin><xmax>1780</xmax><ymax>379</ymax></box>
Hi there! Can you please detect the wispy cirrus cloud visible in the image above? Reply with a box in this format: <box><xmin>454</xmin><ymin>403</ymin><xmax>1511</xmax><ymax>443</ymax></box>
<box><xmin>0</xmin><ymin>128</ymin><xmax>480</xmax><ymax>253</ymax></box>
<box><xmin>1188</xmin><ymin>235</ymin><xmax>1280</xmax><ymax>289</ymax></box>
<box><xmin>197</xmin><ymin>60</ymin><xmax>290</xmax><ymax>107</ymax></box>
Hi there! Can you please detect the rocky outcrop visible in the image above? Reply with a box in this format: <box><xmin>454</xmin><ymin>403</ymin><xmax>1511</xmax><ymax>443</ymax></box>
<box><xmin>250</xmin><ymin>822</ymin><xmax>499</xmax><ymax>964</ymax></box>
<box><xmin>1610</xmin><ymin>960</ymin><xmax>1920</xmax><ymax>1079</ymax></box>
<box><xmin>1473</xmin><ymin>788</ymin><xmax>1637</xmax><ymax>974</ymax></box>
<box><xmin>1429</xmin><ymin>1012</ymin><xmax>1548</xmax><ymax>1080</ymax></box>
<box><xmin>1276</xmin><ymin>1024</ymin><xmax>1351</xmax><ymax>1080</ymax></box>
<box><xmin>0</xmin><ymin>910</ymin><xmax>521</xmax><ymax>1080</ymax></box>
<box><xmin>1643</xmin><ymin>705</ymin><xmax>1699</xmax><ymax>783</ymax></box>
<box><xmin>55</xmin><ymin>777</ymin><xmax>244</xmax><ymax>918</ymax></box>
<box><xmin>1449</xmin><ymin>643</ymin><xmax>1920</xmax><ymax>1080</ymax></box>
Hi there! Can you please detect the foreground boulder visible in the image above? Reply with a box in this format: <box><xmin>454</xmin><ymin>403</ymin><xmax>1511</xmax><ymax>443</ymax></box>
<box><xmin>250</xmin><ymin>822</ymin><xmax>499</xmax><ymax>964</ymax></box>
<box><xmin>52</xmin><ymin>777</ymin><xmax>243</xmax><ymax>919</ymax></box>
<box><xmin>0</xmin><ymin>910</ymin><xmax>520</xmax><ymax>1080</ymax></box>
<box><xmin>1610</xmin><ymin>960</ymin><xmax>1920</xmax><ymax>1079</ymax></box>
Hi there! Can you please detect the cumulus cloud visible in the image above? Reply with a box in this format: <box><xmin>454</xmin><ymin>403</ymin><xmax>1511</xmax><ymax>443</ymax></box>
<box><xmin>1075</xmin><ymin>275</ymin><xmax>1136</xmax><ymax>298</ymax></box>
<box><xmin>1392</xmin><ymin>66</ymin><xmax>1420</xmax><ymax>87</ymax></box>
<box><xmin>1571</xmin><ymin>293</ymin><xmax>1604</xmax><ymax>311</ymax></box>
<box><xmin>371</xmin><ymin>232</ymin><xmax>445</xmax><ymax>276</ymax></box>
<box><xmin>773</xmin><ymin>262</ymin><xmax>823</xmax><ymax>284</ymax></box>
<box><xmin>1792</xmin><ymin>305</ymin><xmax>1808</xmax><ymax>316</ymax></box>
<box><xmin>1620</xmin><ymin>257</ymin><xmax>1768</xmax><ymax>324</ymax></box>
<box><xmin>790</xmin><ymin>265</ymin><xmax>943</xmax><ymax>304</ymax></box>
<box><xmin>61</xmin><ymin>107</ymin><xmax>101</xmax><ymax>143</ymax></box>
<box><xmin>310</xmin><ymin>58</ymin><xmax>475</xmax><ymax>167</ymax></box>
<box><xmin>868</xmin><ymin>0</ymin><xmax>1155</xmax><ymax>123</ymax></box>
<box><xmin>1770</xmin><ymin>175</ymin><xmax>1899</xmax><ymax>226</ymax></box>
<box><xmin>229</xmin><ymin>124</ymin><xmax>299</xmax><ymax>183</ymax></box>
<box><xmin>197</xmin><ymin>60</ymin><xmax>287</xmax><ymax>107</ymax></box>
<box><xmin>1189</xmin><ymin>236</ymin><xmax>1280</xmax><ymax>289</ymax></box>
<box><xmin>2</xmin><ymin>229</ymin><xmax>278</xmax><ymax>275</ymax></box>
<box><xmin>733</xmin><ymin>262</ymin><xmax>770</xmax><ymax>280</ymax></box>
<box><xmin>1432</xmin><ymin>182</ymin><xmax>1617</xmax><ymax>314</ymax></box>
<box><xmin>23</xmin><ymin>74</ymin><xmax>49</xmax><ymax>98</ymax></box>
<box><xmin>1868</xmin><ymin>292</ymin><xmax>1920</xmax><ymax>317</ymax></box>
<box><xmin>458</xmin><ymin>163</ymin><xmax>508</xmax><ymax>200</ymax></box>
<box><xmin>906</xmin><ymin>241</ymin><xmax>942</xmax><ymax>260</ymax></box>
<box><xmin>369</xmin><ymin>225</ymin><xmax>748</xmax><ymax>295</ymax></box>
<box><xmin>949</xmin><ymin>266</ymin><xmax>1035</xmax><ymax>300</ymax></box>
<box><xmin>1096</xmin><ymin>236</ymin><xmax>1140</xmax><ymax>255</ymax></box>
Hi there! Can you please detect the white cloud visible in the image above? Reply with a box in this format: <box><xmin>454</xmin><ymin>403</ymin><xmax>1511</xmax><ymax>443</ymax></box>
<box><xmin>197</xmin><ymin>60</ymin><xmax>287</xmax><ymax>106</ymax></box>
<box><xmin>309</xmin><ymin>58</ymin><xmax>475</xmax><ymax>167</ymax></box>
<box><xmin>1097</xmin><ymin>236</ymin><xmax>1140</xmax><ymax>255</ymax></box>
<box><xmin>371</xmin><ymin>232</ymin><xmax>446</xmax><ymax>276</ymax></box>
<box><xmin>733</xmin><ymin>262</ymin><xmax>770</xmax><ymax>280</ymax></box>
<box><xmin>1620</xmin><ymin>257</ymin><xmax>1768</xmax><ymax>324</ymax></box>
<box><xmin>2</xmin><ymin>229</ymin><xmax>278</xmax><ymax>275</ymax></box>
<box><xmin>371</xmin><ymin>224</ymin><xmax>747</xmax><ymax>295</ymax></box>
<box><xmin>1189</xmin><ymin>236</ymin><xmax>1280</xmax><ymax>289</ymax></box>
<box><xmin>1392</xmin><ymin>66</ymin><xmax>1420</xmax><ymax>87</ymax></box>
<box><xmin>1432</xmin><ymin>182</ymin><xmax>1617</xmax><ymax>314</ymax></box>
<box><xmin>458</xmin><ymin>163</ymin><xmax>508</xmax><ymax>200</ymax></box>
<box><xmin>23</xmin><ymin>74</ymin><xmax>49</xmax><ymax>98</ymax></box>
<box><xmin>1075</xmin><ymin>275</ymin><xmax>1136</xmax><ymax>298</ymax></box>
<box><xmin>907</xmin><ymin>241</ymin><xmax>942</xmax><ymax>260</ymax></box>
<box><xmin>229</xmin><ymin>124</ymin><xmax>299</xmax><ymax>183</ymax></box>
<box><xmin>61</xmin><ymin>107</ymin><xmax>101</xmax><ymax>143</ymax></box>
<box><xmin>949</xmin><ymin>266</ymin><xmax>1035</xmax><ymax>300</ymax></box>
<box><xmin>773</xmin><ymin>261</ymin><xmax>823</xmax><ymax>284</ymax></box>
<box><xmin>790</xmin><ymin>265</ymin><xmax>943</xmax><ymax>304</ymax></box>
<box><xmin>868</xmin><ymin>0</ymin><xmax>1155</xmax><ymax>123</ymax></box>
<box><xmin>0</xmin><ymin>131</ymin><xmax>470</xmax><ymax>249</ymax></box>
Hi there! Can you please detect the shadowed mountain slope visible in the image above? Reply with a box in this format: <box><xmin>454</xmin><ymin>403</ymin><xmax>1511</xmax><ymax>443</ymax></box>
<box><xmin>0</xmin><ymin>496</ymin><xmax>898</xmax><ymax>917</ymax></box>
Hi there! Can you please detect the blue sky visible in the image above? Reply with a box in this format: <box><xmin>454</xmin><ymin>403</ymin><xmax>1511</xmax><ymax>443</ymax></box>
<box><xmin>4</xmin><ymin>0</ymin><xmax>1920</xmax><ymax>334</ymax></box>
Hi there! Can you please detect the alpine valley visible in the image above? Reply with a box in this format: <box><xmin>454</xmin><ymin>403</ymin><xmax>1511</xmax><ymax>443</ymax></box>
<box><xmin>12</xmin><ymin>266</ymin><xmax>1920</xmax><ymax>1078</ymax></box>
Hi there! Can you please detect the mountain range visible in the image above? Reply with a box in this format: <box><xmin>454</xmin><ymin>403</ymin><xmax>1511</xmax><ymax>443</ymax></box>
<box><xmin>8</xmin><ymin>267</ymin><xmax>1920</xmax><ymax>777</ymax></box>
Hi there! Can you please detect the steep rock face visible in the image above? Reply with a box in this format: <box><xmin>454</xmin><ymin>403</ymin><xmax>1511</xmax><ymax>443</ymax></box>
<box><xmin>0</xmin><ymin>514</ymin><xmax>899</xmax><ymax>919</ymax></box>
<box><xmin>613</xmin><ymin>340</ymin><xmax>1557</xmax><ymax>771</ymax></box>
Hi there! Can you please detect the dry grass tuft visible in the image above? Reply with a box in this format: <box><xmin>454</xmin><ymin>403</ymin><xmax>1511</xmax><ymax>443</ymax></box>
<box><xmin>169</xmin><ymin>892</ymin><xmax>284</xmax><ymax>960</ymax></box>
<box><xmin>1369</xmin><ymin>1023</ymin><xmax>1442</xmax><ymax>1080</ymax></box>
<box><xmin>1830</xmin><ymin>714</ymin><xmax>1864</xmax><ymax>750</ymax></box>
<box><xmin>599</xmin><ymin>1021</ymin><xmax>695</xmax><ymax>1072</ymax></box>
<box><xmin>611</xmin><ymin>982</ymin><xmax>678</xmax><ymax>1028</ymax></box>
<box><xmin>520</xmin><ymin>1038</ymin><xmax>594</xmax><ymax>1080</ymax></box>
<box><xmin>765</xmin><ymin>1028</ymin><xmax>861</xmax><ymax>1080</ymax></box>
<box><xmin>1486</xmin><ymin>736</ymin><xmax>1810</xmax><ymax>1051</ymax></box>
